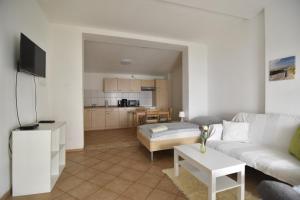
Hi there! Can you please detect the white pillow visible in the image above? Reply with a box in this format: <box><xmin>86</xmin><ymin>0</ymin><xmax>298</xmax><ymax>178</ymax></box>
<box><xmin>151</xmin><ymin>125</ymin><xmax>168</xmax><ymax>133</ymax></box>
<box><xmin>222</xmin><ymin>120</ymin><xmax>249</xmax><ymax>142</ymax></box>
<box><xmin>207</xmin><ymin>124</ymin><xmax>223</xmax><ymax>141</ymax></box>
<box><xmin>293</xmin><ymin>185</ymin><xmax>300</xmax><ymax>194</ymax></box>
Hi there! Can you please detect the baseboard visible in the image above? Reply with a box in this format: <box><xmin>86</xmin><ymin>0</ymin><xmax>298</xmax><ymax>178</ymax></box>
<box><xmin>0</xmin><ymin>189</ymin><xmax>11</xmax><ymax>200</ymax></box>
<box><xmin>66</xmin><ymin>148</ymin><xmax>84</xmax><ymax>152</ymax></box>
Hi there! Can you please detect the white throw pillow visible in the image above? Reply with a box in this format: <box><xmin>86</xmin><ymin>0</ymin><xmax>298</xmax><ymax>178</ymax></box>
<box><xmin>207</xmin><ymin>124</ymin><xmax>223</xmax><ymax>141</ymax></box>
<box><xmin>293</xmin><ymin>185</ymin><xmax>300</xmax><ymax>194</ymax></box>
<box><xmin>222</xmin><ymin>120</ymin><xmax>249</xmax><ymax>142</ymax></box>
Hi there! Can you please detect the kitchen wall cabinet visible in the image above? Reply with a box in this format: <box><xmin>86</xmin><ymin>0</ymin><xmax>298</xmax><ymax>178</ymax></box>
<box><xmin>104</xmin><ymin>78</ymin><xmax>141</xmax><ymax>92</ymax></box>
<box><xmin>117</xmin><ymin>79</ymin><xmax>131</xmax><ymax>92</ymax></box>
<box><xmin>155</xmin><ymin>80</ymin><xmax>169</xmax><ymax>110</ymax></box>
<box><xmin>141</xmin><ymin>80</ymin><xmax>155</xmax><ymax>88</ymax></box>
<box><xmin>104</xmin><ymin>78</ymin><xmax>118</xmax><ymax>92</ymax></box>
<box><xmin>130</xmin><ymin>79</ymin><xmax>141</xmax><ymax>92</ymax></box>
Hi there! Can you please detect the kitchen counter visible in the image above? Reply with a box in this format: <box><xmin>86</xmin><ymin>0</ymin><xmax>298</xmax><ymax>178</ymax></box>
<box><xmin>84</xmin><ymin>106</ymin><xmax>140</xmax><ymax>109</ymax></box>
<box><xmin>84</xmin><ymin>105</ymin><xmax>117</xmax><ymax>109</ymax></box>
<box><xmin>84</xmin><ymin>106</ymin><xmax>138</xmax><ymax>131</ymax></box>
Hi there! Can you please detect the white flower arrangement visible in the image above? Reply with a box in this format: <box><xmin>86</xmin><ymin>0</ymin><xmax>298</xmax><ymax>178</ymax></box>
<box><xmin>200</xmin><ymin>125</ymin><xmax>211</xmax><ymax>145</ymax></box>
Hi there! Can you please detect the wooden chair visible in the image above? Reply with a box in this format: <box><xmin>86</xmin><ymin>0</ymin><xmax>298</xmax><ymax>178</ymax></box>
<box><xmin>168</xmin><ymin>107</ymin><xmax>173</xmax><ymax>121</ymax></box>
<box><xmin>145</xmin><ymin>109</ymin><xmax>160</xmax><ymax>124</ymax></box>
<box><xmin>159</xmin><ymin>107</ymin><xmax>173</xmax><ymax>122</ymax></box>
<box><xmin>134</xmin><ymin>108</ymin><xmax>146</xmax><ymax>125</ymax></box>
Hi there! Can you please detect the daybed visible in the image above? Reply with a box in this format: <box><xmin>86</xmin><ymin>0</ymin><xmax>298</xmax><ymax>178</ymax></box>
<box><xmin>137</xmin><ymin>122</ymin><xmax>200</xmax><ymax>161</ymax></box>
<box><xmin>207</xmin><ymin>112</ymin><xmax>300</xmax><ymax>186</ymax></box>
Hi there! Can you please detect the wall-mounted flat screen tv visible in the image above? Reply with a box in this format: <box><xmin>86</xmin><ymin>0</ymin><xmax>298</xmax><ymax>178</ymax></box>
<box><xmin>18</xmin><ymin>33</ymin><xmax>46</xmax><ymax>77</ymax></box>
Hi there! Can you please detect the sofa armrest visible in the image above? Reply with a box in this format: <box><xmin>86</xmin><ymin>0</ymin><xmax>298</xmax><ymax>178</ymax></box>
<box><xmin>257</xmin><ymin>181</ymin><xmax>300</xmax><ymax>200</ymax></box>
<box><xmin>207</xmin><ymin>124</ymin><xmax>223</xmax><ymax>141</ymax></box>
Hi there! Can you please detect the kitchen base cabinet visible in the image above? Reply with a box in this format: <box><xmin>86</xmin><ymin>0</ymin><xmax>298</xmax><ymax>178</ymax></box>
<box><xmin>119</xmin><ymin>109</ymin><xmax>128</xmax><ymax>128</ymax></box>
<box><xmin>84</xmin><ymin>107</ymin><xmax>138</xmax><ymax>131</ymax></box>
<box><xmin>84</xmin><ymin>108</ymin><xmax>105</xmax><ymax>131</ymax></box>
<box><xmin>119</xmin><ymin>108</ymin><xmax>136</xmax><ymax>128</ymax></box>
<box><xmin>92</xmin><ymin>108</ymin><xmax>105</xmax><ymax>130</ymax></box>
<box><xmin>84</xmin><ymin>109</ymin><xmax>92</xmax><ymax>130</ymax></box>
<box><xmin>105</xmin><ymin>108</ymin><xmax>120</xmax><ymax>129</ymax></box>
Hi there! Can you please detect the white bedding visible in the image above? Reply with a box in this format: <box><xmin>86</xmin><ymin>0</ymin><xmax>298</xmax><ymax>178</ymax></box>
<box><xmin>140</xmin><ymin>130</ymin><xmax>200</xmax><ymax>141</ymax></box>
<box><xmin>138</xmin><ymin>122</ymin><xmax>200</xmax><ymax>140</ymax></box>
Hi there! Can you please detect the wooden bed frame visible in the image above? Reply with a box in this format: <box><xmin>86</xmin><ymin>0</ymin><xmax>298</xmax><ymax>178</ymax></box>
<box><xmin>137</xmin><ymin>130</ymin><xmax>200</xmax><ymax>161</ymax></box>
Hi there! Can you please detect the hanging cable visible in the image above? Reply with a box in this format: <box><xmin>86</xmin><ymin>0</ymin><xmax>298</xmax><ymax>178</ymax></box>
<box><xmin>9</xmin><ymin>132</ymin><xmax>12</xmax><ymax>158</ymax></box>
<box><xmin>15</xmin><ymin>71</ymin><xmax>21</xmax><ymax>127</ymax></box>
<box><xmin>33</xmin><ymin>75</ymin><xmax>37</xmax><ymax>122</ymax></box>
<box><xmin>11</xmin><ymin>71</ymin><xmax>22</xmax><ymax>157</ymax></box>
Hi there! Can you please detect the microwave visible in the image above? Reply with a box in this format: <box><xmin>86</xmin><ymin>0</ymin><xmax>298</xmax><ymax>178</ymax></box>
<box><xmin>127</xmin><ymin>100</ymin><xmax>140</xmax><ymax>107</ymax></box>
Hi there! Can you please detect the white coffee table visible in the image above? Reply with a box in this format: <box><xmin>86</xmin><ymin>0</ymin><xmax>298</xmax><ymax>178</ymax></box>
<box><xmin>174</xmin><ymin>144</ymin><xmax>246</xmax><ymax>200</ymax></box>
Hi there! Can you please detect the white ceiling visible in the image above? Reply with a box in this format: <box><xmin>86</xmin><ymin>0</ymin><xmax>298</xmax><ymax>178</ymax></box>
<box><xmin>84</xmin><ymin>40</ymin><xmax>181</xmax><ymax>75</ymax></box>
<box><xmin>38</xmin><ymin>0</ymin><xmax>275</xmax><ymax>43</ymax></box>
<box><xmin>161</xmin><ymin>0</ymin><xmax>272</xmax><ymax>19</ymax></box>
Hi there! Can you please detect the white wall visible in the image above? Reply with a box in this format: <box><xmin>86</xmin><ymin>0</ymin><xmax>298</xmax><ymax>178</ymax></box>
<box><xmin>207</xmin><ymin>12</ymin><xmax>265</xmax><ymax>119</ymax></box>
<box><xmin>0</xmin><ymin>0</ymin><xmax>49</xmax><ymax>197</ymax></box>
<box><xmin>187</xmin><ymin>44</ymin><xmax>208</xmax><ymax>119</ymax></box>
<box><xmin>48</xmin><ymin>25</ymin><xmax>84</xmax><ymax>150</ymax></box>
<box><xmin>265</xmin><ymin>0</ymin><xmax>300</xmax><ymax>116</ymax></box>
<box><xmin>49</xmin><ymin>24</ymin><xmax>207</xmax><ymax>150</ymax></box>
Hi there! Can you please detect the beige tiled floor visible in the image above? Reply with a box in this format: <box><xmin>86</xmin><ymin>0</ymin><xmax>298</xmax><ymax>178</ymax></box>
<box><xmin>7</xmin><ymin>128</ymin><xmax>269</xmax><ymax>200</ymax></box>
<box><xmin>84</xmin><ymin>128</ymin><xmax>137</xmax><ymax>146</ymax></box>
<box><xmin>8</xmin><ymin>145</ymin><xmax>185</xmax><ymax>200</ymax></box>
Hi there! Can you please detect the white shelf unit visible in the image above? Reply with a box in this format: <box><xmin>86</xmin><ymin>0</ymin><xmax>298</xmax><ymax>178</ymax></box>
<box><xmin>12</xmin><ymin>122</ymin><xmax>66</xmax><ymax>196</ymax></box>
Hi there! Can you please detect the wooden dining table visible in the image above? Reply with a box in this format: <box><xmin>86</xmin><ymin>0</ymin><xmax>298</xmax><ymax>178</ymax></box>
<box><xmin>133</xmin><ymin>108</ymin><xmax>171</xmax><ymax>126</ymax></box>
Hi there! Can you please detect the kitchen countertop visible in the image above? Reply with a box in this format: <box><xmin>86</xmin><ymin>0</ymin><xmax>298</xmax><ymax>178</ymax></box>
<box><xmin>84</xmin><ymin>106</ymin><xmax>140</xmax><ymax>109</ymax></box>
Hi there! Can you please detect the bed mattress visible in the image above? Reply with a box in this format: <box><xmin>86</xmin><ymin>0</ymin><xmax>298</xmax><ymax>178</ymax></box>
<box><xmin>138</xmin><ymin>122</ymin><xmax>201</xmax><ymax>141</ymax></box>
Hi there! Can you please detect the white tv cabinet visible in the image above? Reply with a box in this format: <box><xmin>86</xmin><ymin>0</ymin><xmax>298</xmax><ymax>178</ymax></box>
<box><xmin>12</xmin><ymin>122</ymin><xmax>66</xmax><ymax>196</ymax></box>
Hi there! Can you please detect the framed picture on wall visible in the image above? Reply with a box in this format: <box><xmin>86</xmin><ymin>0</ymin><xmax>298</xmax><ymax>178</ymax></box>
<box><xmin>269</xmin><ymin>56</ymin><xmax>296</xmax><ymax>81</ymax></box>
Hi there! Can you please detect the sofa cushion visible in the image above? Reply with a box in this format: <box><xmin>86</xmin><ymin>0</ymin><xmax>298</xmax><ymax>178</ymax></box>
<box><xmin>189</xmin><ymin>116</ymin><xmax>223</xmax><ymax>126</ymax></box>
<box><xmin>222</xmin><ymin>120</ymin><xmax>249</xmax><ymax>142</ymax></box>
<box><xmin>232</xmin><ymin>113</ymin><xmax>300</xmax><ymax>152</ymax></box>
<box><xmin>207</xmin><ymin>140</ymin><xmax>300</xmax><ymax>185</ymax></box>
<box><xmin>289</xmin><ymin>127</ymin><xmax>300</xmax><ymax>160</ymax></box>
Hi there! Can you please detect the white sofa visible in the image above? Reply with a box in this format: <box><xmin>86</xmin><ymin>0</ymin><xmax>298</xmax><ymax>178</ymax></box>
<box><xmin>206</xmin><ymin>112</ymin><xmax>300</xmax><ymax>186</ymax></box>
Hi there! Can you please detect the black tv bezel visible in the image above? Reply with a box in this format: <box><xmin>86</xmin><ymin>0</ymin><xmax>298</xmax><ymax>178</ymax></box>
<box><xmin>18</xmin><ymin>33</ymin><xmax>46</xmax><ymax>78</ymax></box>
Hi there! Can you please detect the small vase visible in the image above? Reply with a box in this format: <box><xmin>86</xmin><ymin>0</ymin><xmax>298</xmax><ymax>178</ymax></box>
<box><xmin>200</xmin><ymin>141</ymin><xmax>206</xmax><ymax>153</ymax></box>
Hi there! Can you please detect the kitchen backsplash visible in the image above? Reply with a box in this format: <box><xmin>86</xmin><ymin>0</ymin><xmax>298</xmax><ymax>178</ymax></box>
<box><xmin>84</xmin><ymin>90</ymin><xmax>153</xmax><ymax>107</ymax></box>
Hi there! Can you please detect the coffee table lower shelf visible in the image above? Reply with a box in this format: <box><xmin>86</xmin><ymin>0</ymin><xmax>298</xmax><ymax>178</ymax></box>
<box><xmin>179</xmin><ymin>160</ymin><xmax>241</xmax><ymax>193</ymax></box>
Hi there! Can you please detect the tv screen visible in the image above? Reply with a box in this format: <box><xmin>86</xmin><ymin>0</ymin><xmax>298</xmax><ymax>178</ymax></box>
<box><xmin>19</xmin><ymin>33</ymin><xmax>46</xmax><ymax>77</ymax></box>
